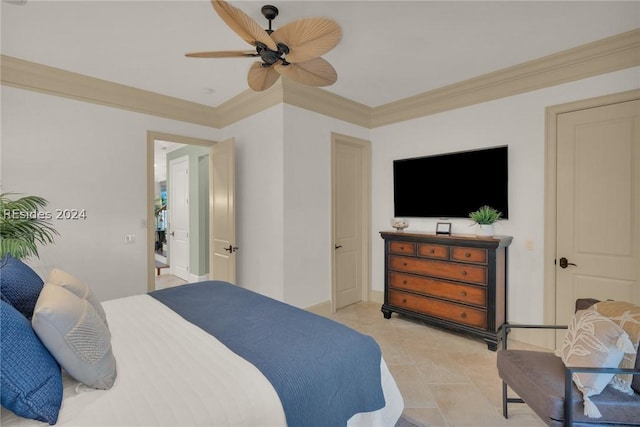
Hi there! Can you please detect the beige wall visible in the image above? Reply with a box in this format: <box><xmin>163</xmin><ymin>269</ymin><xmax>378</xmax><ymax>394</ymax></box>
<box><xmin>371</xmin><ymin>67</ymin><xmax>640</xmax><ymax>324</ymax></box>
<box><xmin>1</xmin><ymin>86</ymin><xmax>220</xmax><ymax>301</ymax></box>
<box><xmin>2</xmin><ymin>30</ymin><xmax>639</xmax><ymax>319</ymax></box>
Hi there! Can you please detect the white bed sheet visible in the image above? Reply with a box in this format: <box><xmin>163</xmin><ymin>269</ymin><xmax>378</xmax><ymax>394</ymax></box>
<box><xmin>2</xmin><ymin>294</ymin><xmax>403</xmax><ymax>426</ymax></box>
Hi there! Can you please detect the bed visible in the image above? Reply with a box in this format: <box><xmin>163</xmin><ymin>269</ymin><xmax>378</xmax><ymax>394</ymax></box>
<box><xmin>1</xmin><ymin>279</ymin><xmax>403</xmax><ymax>426</ymax></box>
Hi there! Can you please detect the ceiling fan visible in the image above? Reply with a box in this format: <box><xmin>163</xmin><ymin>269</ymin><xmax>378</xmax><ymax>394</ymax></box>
<box><xmin>186</xmin><ymin>0</ymin><xmax>342</xmax><ymax>92</ymax></box>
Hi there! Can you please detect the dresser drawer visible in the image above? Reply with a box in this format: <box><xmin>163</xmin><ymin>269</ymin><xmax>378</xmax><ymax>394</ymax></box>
<box><xmin>389</xmin><ymin>241</ymin><xmax>416</xmax><ymax>255</ymax></box>
<box><xmin>451</xmin><ymin>246</ymin><xmax>487</xmax><ymax>264</ymax></box>
<box><xmin>389</xmin><ymin>255</ymin><xmax>487</xmax><ymax>285</ymax></box>
<box><xmin>388</xmin><ymin>272</ymin><xmax>487</xmax><ymax>307</ymax></box>
<box><xmin>388</xmin><ymin>290</ymin><xmax>487</xmax><ymax>329</ymax></box>
<box><xmin>417</xmin><ymin>243</ymin><xmax>448</xmax><ymax>259</ymax></box>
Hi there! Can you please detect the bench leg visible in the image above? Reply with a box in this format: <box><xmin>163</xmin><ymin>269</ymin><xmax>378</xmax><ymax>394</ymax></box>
<box><xmin>502</xmin><ymin>381</ymin><xmax>508</xmax><ymax>418</ymax></box>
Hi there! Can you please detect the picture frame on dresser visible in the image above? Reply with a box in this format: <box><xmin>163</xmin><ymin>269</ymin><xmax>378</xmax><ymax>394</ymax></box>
<box><xmin>435</xmin><ymin>222</ymin><xmax>452</xmax><ymax>235</ymax></box>
<box><xmin>380</xmin><ymin>231</ymin><xmax>512</xmax><ymax>351</ymax></box>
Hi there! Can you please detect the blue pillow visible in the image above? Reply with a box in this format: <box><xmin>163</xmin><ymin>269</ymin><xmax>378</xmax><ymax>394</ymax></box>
<box><xmin>0</xmin><ymin>300</ymin><xmax>62</xmax><ymax>425</ymax></box>
<box><xmin>0</xmin><ymin>254</ymin><xmax>44</xmax><ymax>319</ymax></box>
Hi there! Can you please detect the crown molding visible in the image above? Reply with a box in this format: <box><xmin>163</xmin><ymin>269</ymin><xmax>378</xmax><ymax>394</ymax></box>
<box><xmin>214</xmin><ymin>80</ymin><xmax>284</xmax><ymax>128</ymax></box>
<box><xmin>0</xmin><ymin>55</ymin><xmax>218</xmax><ymax>128</ymax></box>
<box><xmin>370</xmin><ymin>29</ymin><xmax>640</xmax><ymax>127</ymax></box>
<box><xmin>2</xmin><ymin>29</ymin><xmax>639</xmax><ymax>130</ymax></box>
<box><xmin>282</xmin><ymin>80</ymin><xmax>372</xmax><ymax>128</ymax></box>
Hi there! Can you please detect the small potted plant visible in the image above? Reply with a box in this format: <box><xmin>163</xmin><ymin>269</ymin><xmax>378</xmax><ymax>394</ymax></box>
<box><xmin>469</xmin><ymin>205</ymin><xmax>502</xmax><ymax>237</ymax></box>
<box><xmin>0</xmin><ymin>193</ymin><xmax>59</xmax><ymax>259</ymax></box>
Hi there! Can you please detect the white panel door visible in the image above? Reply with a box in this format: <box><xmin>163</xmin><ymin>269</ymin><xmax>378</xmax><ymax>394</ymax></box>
<box><xmin>334</xmin><ymin>139</ymin><xmax>365</xmax><ymax>309</ymax></box>
<box><xmin>555</xmin><ymin>100</ymin><xmax>640</xmax><ymax>332</ymax></box>
<box><xmin>169</xmin><ymin>156</ymin><xmax>190</xmax><ymax>281</ymax></box>
<box><xmin>210</xmin><ymin>138</ymin><xmax>236</xmax><ymax>283</ymax></box>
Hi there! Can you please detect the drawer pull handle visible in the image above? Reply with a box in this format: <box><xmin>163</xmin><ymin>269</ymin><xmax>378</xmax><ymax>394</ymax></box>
<box><xmin>460</xmin><ymin>312</ymin><xmax>467</xmax><ymax>319</ymax></box>
<box><xmin>465</xmin><ymin>252</ymin><xmax>471</xmax><ymax>258</ymax></box>
<box><xmin>400</xmin><ymin>246</ymin><xmax>404</xmax><ymax>250</ymax></box>
<box><xmin>429</xmin><ymin>249</ymin><xmax>435</xmax><ymax>254</ymax></box>
<box><xmin>460</xmin><ymin>291</ymin><xmax>467</xmax><ymax>297</ymax></box>
<box><xmin>402</xmin><ymin>280</ymin><xmax>407</xmax><ymax>285</ymax></box>
<box><xmin>461</xmin><ymin>271</ymin><xmax>467</xmax><ymax>276</ymax></box>
<box><xmin>402</xmin><ymin>298</ymin><xmax>407</xmax><ymax>304</ymax></box>
<box><xmin>403</xmin><ymin>262</ymin><xmax>408</xmax><ymax>267</ymax></box>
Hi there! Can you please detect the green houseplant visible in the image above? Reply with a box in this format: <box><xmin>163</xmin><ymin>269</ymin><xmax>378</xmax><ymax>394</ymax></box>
<box><xmin>0</xmin><ymin>193</ymin><xmax>59</xmax><ymax>259</ymax></box>
<box><xmin>469</xmin><ymin>205</ymin><xmax>502</xmax><ymax>236</ymax></box>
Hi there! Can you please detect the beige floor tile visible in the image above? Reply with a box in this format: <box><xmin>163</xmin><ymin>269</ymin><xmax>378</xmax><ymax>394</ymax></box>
<box><xmin>154</xmin><ymin>272</ymin><xmax>187</xmax><ymax>290</ymax></box>
<box><xmin>327</xmin><ymin>302</ymin><xmax>547</xmax><ymax>427</ymax></box>
<box><xmin>429</xmin><ymin>383</ymin><xmax>507</xmax><ymax>426</ymax></box>
<box><xmin>402</xmin><ymin>408</ymin><xmax>448</xmax><ymax>427</ymax></box>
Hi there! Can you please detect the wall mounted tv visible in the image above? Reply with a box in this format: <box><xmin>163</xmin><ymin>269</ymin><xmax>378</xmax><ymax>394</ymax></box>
<box><xmin>393</xmin><ymin>145</ymin><xmax>508</xmax><ymax>219</ymax></box>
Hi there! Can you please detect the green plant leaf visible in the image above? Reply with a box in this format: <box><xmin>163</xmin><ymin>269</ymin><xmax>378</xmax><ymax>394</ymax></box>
<box><xmin>469</xmin><ymin>205</ymin><xmax>502</xmax><ymax>225</ymax></box>
<box><xmin>0</xmin><ymin>193</ymin><xmax>59</xmax><ymax>259</ymax></box>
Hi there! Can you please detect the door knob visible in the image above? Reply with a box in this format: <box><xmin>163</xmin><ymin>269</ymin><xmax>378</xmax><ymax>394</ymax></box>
<box><xmin>224</xmin><ymin>245</ymin><xmax>238</xmax><ymax>253</ymax></box>
<box><xmin>170</xmin><ymin>231</ymin><xmax>175</xmax><ymax>237</ymax></box>
<box><xmin>335</xmin><ymin>245</ymin><xmax>343</xmax><ymax>250</ymax></box>
<box><xmin>558</xmin><ymin>257</ymin><xmax>577</xmax><ymax>268</ymax></box>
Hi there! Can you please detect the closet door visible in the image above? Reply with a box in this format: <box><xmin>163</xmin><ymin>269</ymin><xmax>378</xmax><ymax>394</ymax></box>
<box><xmin>555</xmin><ymin>99</ymin><xmax>640</xmax><ymax>334</ymax></box>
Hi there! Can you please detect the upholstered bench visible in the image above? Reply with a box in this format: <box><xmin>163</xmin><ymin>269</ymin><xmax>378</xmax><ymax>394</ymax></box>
<box><xmin>497</xmin><ymin>299</ymin><xmax>640</xmax><ymax>426</ymax></box>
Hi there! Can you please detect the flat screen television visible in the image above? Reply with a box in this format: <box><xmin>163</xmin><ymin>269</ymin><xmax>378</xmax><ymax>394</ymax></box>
<box><xmin>393</xmin><ymin>146</ymin><xmax>508</xmax><ymax>219</ymax></box>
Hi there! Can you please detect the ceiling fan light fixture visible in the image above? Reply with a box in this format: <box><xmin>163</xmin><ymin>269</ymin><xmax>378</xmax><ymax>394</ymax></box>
<box><xmin>187</xmin><ymin>0</ymin><xmax>342</xmax><ymax>91</ymax></box>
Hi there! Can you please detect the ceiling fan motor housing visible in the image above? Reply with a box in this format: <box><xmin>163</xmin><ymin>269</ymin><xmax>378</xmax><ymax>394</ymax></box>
<box><xmin>256</xmin><ymin>41</ymin><xmax>290</xmax><ymax>66</ymax></box>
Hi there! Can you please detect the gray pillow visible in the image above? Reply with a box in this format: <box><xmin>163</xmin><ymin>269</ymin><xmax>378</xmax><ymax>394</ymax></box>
<box><xmin>32</xmin><ymin>284</ymin><xmax>117</xmax><ymax>390</ymax></box>
<box><xmin>47</xmin><ymin>268</ymin><xmax>108</xmax><ymax>327</ymax></box>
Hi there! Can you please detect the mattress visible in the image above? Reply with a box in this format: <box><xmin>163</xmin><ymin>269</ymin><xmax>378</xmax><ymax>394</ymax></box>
<box><xmin>1</xmin><ymin>293</ymin><xmax>403</xmax><ymax>426</ymax></box>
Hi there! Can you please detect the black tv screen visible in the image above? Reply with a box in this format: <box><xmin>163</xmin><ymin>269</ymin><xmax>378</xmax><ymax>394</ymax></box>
<box><xmin>393</xmin><ymin>146</ymin><xmax>508</xmax><ymax>219</ymax></box>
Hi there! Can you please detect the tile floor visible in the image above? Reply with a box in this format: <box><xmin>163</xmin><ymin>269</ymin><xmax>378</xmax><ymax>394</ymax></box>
<box><xmin>326</xmin><ymin>302</ymin><xmax>547</xmax><ymax>427</ymax></box>
<box><xmin>155</xmin><ymin>271</ymin><xmax>188</xmax><ymax>290</ymax></box>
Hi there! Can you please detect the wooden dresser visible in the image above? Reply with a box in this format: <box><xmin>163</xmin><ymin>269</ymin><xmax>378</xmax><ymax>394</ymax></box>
<box><xmin>380</xmin><ymin>231</ymin><xmax>512</xmax><ymax>350</ymax></box>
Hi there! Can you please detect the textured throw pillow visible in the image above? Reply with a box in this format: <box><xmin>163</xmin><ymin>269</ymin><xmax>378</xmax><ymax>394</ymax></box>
<box><xmin>32</xmin><ymin>284</ymin><xmax>117</xmax><ymax>390</ymax></box>
<box><xmin>558</xmin><ymin>309</ymin><xmax>636</xmax><ymax>418</ymax></box>
<box><xmin>0</xmin><ymin>254</ymin><xmax>44</xmax><ymax>319</ymax></box>
<box><xmin>0</xmin><ymin>300</ymin><xmax>63</xmax><ymax>425</ymax></box>
<box><xmin>47</xmin><ymin>268</ymin><xmax>108</xmax><ymax>326</ymax></box>
<box><xmin>589</xmin><ymin>301</ymin><xmax>640</xmax><ymax>394</ymax></box>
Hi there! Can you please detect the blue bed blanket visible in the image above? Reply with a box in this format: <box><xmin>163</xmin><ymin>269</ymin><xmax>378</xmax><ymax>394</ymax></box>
<box><xmin>149</xmin><ymin>281</ymin><xmax>385</xmax><ymax>427</ymax></box>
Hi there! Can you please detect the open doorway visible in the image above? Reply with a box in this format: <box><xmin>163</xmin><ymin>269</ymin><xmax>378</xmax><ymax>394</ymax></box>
<box><xmin>153</xmin><ymin>140</ymin><xmax>187</xmax><ymax>288</ymax></box>
<box><xmin>146</xmin><ymin>132</ymin><xmax>216</xmax><ymax>292</ymax></box>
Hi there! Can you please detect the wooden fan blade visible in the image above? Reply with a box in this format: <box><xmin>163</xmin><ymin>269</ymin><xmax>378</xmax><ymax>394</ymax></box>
<box><xmin>211</xmin><ymin>0</ymin><xmax>277</xmax><ymax>51</ymax></box>
<box><xmin>186</xmin><ymin>50</ymin><xmax>258</xmax><ymax>58</ymax></box>
<box><xmin>274</xmin><ymin>57</ymin><xmax>337</xmax><ymax>87</ymax></box>
<box><xmin>271</xmin><ymin>17</ymin><xmax>341</xmax><ymax>63</ymax></box>
<box><xmin>247</xmin><ymin>62</ymin><xmax>281</xmax><ymax>92</ymax></box>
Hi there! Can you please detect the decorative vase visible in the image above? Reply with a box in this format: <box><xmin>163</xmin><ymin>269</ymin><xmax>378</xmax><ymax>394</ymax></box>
<box><xmin>476</xmin><ymin>224</ymin><xmax>495</xmax><ymax>237</ymax></box>
<box><xmin>391</xmin><ymin>218</ymin><xmax>409</xmax><ymax>232</ymax></box>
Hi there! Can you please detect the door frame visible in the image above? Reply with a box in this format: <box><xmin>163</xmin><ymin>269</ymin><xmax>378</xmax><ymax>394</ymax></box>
<box><xmin>330</xmin><ymin>132</ymin><xmax>371</xmax><ymax>313</ymax></box>
<box><xmin>146</xmin><ymin>131</ymin><xmax>216</xmax><ymax>292</ymax></box>
<box><xmin>542</xmin><ymin>89</ymin><xmax>640</xmax><ymax>347</ymax></box>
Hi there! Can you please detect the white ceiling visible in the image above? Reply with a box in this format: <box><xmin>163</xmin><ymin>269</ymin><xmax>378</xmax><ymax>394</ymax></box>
<box><xmin>2</xmin><ymin>1</ymin><xmax>639</xmax><ymax>108</ymax></box>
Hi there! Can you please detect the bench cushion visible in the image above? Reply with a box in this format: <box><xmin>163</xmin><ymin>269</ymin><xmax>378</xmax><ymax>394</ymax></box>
<box><xmin>497</xmin><ymin>349</ymin><xmax>640</xmax><ymax>425</ymax></box>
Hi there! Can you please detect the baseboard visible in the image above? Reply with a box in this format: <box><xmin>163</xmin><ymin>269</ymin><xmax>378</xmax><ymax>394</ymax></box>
<box><xmin>305</xmin><ymin>300</ymin><xmax>332</xmax><ymax>317</ymax></box>
<box><xmin>304</xmin><ymin>291</ymin><xmax>383</xmax><ymax>316</ymax></box>
<box><xmin>509</xmin><ymin>327</ymin><xmax>557</xmax><ymax>351</ymax></box>
<box><xmin>369</xmin><ymin>290</ymin><xmax>384</xmax><ymax>304</ymax></box>
<box><xmin>189</xmin><ymin>273</ymin><xmax>209</xmax><ymax>283</ymax></box>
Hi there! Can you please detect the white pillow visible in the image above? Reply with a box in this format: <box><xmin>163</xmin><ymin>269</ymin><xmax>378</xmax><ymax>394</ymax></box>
<box><xmin>558</xmin><ymin>309</ymin><xmax>636</xmax><ymax>418</ymax></box>
<box><xmin>32</xmin><ymin>283</ymin><xmax>117</xmax><ymax>390</ymax></box>
<box><xmin>47</xmin><ymin>268</ymin><xmax>108</xmax><ymax>327</ymax></box>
